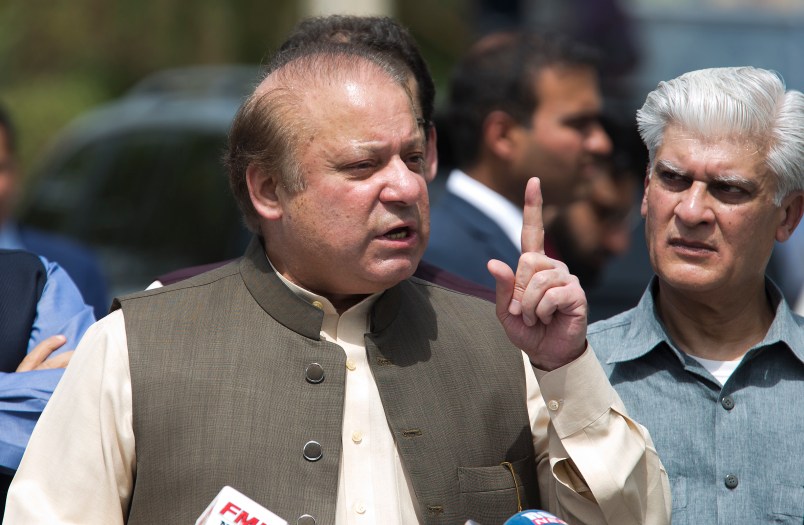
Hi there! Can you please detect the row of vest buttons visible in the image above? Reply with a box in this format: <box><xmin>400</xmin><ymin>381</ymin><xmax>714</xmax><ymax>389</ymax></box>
<box><xmin>305</xmin><ymin>359</ymin><xmax>358</xmax><ymax>383</ymax></box>
<box><xmin>301</xmin><ymin>302</ymin><xmax>355</xmax><ymax>524</ymax></box>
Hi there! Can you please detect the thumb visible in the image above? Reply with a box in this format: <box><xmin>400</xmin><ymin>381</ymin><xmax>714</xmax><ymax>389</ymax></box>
<box><xmin>487</xmin><ymin>259</ymin><xmax>519</xmax><ymax>318</ymax></box>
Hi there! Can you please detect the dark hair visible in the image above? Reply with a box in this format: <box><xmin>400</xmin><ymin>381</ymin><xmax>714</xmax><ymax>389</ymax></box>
<box><xmin>276</xmin><ymin>15</ymin><xmax>435</xmax><ymax>125</ymax></box>
<box><xmin>447</xmin><ymin>31</ymin><xmax>598</xmax><ymax>170</ymax></box>
<box><xmin>0</xmin><ymin>103</ymin><xmax>17</xmax><ymax>154</ymax></box>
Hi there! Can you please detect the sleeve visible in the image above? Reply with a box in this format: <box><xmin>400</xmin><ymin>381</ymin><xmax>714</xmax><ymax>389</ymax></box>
<box><xmin>27</xmin><ymin>258</ymin><xmax>96</xmax><ymax>353</ymax></box>
<box><xmin>4</xmin><ymin>310</ymin><xmax>136</xmax><ymax>525</ymax></box>
<box><xmin>0</xmin><ymin>259</ymin><xmax>96</xmax><ymax>472</ymax></box>
<box><xmin>525</xmin><ymin>346</ymin><xmax>672</xmax><ymax>525</ymax></box>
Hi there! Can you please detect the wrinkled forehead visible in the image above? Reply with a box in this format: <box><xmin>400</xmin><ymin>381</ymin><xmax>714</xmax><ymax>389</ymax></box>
<box><xmin>299</xmin><ymin>60</ymin><xmax>413</xmax><ymax>111</ymax></box>
<box><xmin>657</xmin><ymin>124</ymin><xmax>765</xmax><ymax>160</ymax></box>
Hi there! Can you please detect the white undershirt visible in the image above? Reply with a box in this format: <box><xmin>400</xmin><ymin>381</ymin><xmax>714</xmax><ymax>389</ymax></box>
<box><xmin>446</xmin><ymin>169</ymin><xmax>523</xmax><ymax>251</ymax></box>
<box><xmin>275</xmin><ymin>274</ymin><xmax>420</xmax><ymax>524</ymax></box>
<box><xmin>688</xmin><ymin>354</ymin><xmax>745</xmax><ymax>386</ymax></box>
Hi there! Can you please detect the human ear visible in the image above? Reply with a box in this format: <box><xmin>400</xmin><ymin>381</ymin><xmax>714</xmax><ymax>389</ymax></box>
<box><xmin>775</xmin><ymin>192</ymin><xmax>804</xmax><ymax>243</ymax></box>
<box><xmin>246</xmin><ymin>164</ymin><xmax>283</xmax><ymax>221</ymax></box>
<box><xmin>484</xmin><ymin>110</ymin><xmax>522</xmax><ymax>160</ymax></box>
<box><xmin>424</xmin><ymin>126</ymin><xmax>438</xmax><ymax>183</ymax></box>
<box><xmin>640</xmin><ymin>169</ymin><xmax>652</xmax><ymax>218</ymax></box>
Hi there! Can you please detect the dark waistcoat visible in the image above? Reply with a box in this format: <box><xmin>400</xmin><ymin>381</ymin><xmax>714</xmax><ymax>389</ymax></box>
<box><xmin>116</xmin><ymin>238</ymin><xmax>539</xmax><ymax>525</ymax></box>
<box><xmin>0</xmin><ymin>250</ymin><xmax>47</xmax><ymax>372</ymax></box>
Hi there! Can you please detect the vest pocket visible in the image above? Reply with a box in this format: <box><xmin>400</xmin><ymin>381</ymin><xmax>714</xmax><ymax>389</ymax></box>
<box><xmin>458</xmin><ymin>455</ymin><xmax>537</xmax><ymax>524</ymax></box>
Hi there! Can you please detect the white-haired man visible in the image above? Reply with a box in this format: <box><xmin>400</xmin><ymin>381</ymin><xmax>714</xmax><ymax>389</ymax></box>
<box><xmin>588</xmin><ymin>66</ymin><xmax>804</xmax><ymax>524</ymax></box>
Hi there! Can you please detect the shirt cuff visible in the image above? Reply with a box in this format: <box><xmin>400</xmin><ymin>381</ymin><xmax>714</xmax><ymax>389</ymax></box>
<box><xmin>531</xmin><ymin>344</ymin><xmax>618</xmax><ymax>438</ymax></box>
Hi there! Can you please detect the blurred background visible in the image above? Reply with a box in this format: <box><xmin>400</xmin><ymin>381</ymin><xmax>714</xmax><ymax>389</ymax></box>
<box><xmin>1</xmin><ymin>0</ymin><xmax>802</xmax><ymax>318</ymax></box>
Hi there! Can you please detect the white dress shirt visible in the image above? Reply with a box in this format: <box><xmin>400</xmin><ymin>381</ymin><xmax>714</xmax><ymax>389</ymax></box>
<box><xmin>446</xmin><ymin>169</ymin><xmax>523</xmax><ymax>252</ymax></box>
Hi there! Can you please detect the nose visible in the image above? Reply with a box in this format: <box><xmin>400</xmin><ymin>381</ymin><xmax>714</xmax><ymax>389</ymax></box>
<box><xmin>585</xmin><ymin>122</ymin><xmax>612</xmax><ymax>156</ymax></box>
<box><xmin>380</xmin><ymin>157</ymin><xmax>425</xmax><ymax>206</ymax></box>
<box><xmin>674</xmin><ymin>182</ymin><xmax>715</xmax><ymax>226</ymax></box>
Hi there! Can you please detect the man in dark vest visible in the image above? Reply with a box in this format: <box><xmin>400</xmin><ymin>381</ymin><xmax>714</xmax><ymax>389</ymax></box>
<box><xmin>7</xmin><ymin>39</ymin><xmax>670</xmax><ymax>525</ymax></box>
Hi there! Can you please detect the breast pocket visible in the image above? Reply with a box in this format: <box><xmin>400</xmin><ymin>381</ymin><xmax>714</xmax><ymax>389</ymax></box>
<box><xmin>769</xmin><ymin>484</ymin><xmax>804</xmax><ymax>524</ymax></box>
<box><xmin>458</xmin><ymin>455</ymin><xmax>538</xmax><ymax>524</ymax></box>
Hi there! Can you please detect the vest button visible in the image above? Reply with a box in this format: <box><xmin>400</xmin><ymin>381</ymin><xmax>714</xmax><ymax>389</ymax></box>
<box><xmin>305</xmin><ymin>363</ymin><xmax>325</xmax><ymax>384</ymax></box>
<box><xmin>724</xmin><ymin>474</ymin><xmax>738</xmax><ymax>489</ymax></box>
<box><xmin>311</xmin><ymin>300</ymin><xmax>324</xmax><ymax>310</ymax></box>
<box><xmin>303</xmin><ymin>440</ymin><xmax>323</xmax><ymax>461</ymax></box>
<box><xmin>297</xmin><ymin>514</ymin><xmax>316</xmax><ymax>525</ymax></box>
<box><xmin>721</xmin><ymin>395</ymin><xmax>735</xmax><ymax>410</ymax></box>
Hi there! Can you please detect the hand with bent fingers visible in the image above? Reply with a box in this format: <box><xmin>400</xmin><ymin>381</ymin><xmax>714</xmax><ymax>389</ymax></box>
<box><xmin>16</xmin><ymin>335</ymin><xmax>74</xmax><ymax>372</ymax></box>
<box><xmin>488</xmin><ymin>178</ymin><xmax>588</xmax><ymax>371</ymax></box>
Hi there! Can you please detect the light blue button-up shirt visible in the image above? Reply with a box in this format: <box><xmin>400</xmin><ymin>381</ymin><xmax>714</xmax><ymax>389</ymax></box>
<box><xmin>0</xmin><ymin>257</ymin><xmax>95</xmax><ymax>472</ymax></box>
<box><xmin>589</xmin><ymin>277</ymin><xmax>804</xmax><ymax>524</ymax></box>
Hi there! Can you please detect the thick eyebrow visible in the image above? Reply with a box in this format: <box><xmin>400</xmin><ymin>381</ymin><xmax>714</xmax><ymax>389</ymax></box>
<box><xmin>654</xmin><ymin>159</ymin><xmax>757</xmax><ymax>190</ymax></box>
<box><xmin>344</xmin><ymin>131</ymin><xmax>425</xmax><ymax>157</ymax></box>
<box><xmin>711</xmin><ymin>173</ymin><xmax>756</xmax><ymax>190</ymax></box>
<box><xmin>653</xmin><ymin>159</ymin><xmax>686</xmax><ymax>176</ymax></box>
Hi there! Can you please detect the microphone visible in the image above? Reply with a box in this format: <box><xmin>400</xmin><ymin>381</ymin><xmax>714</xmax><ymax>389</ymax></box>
<box><xmin>196</xmin><ymin>486</ymin><xmax>288</xmax><ymax>525</ymax></box>
<box><xmin>504</xmin><ymin>510</ymin><xmax>568</xmax><ymax>524</ymax></box>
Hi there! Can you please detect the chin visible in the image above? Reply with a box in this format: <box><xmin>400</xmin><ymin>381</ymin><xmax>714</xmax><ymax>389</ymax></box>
<box><xmin>376</xmin><ymin>259</ymin><xmax>419</xmax><ymax>285</ymax></box>
<box><xmin>658</xmin><ymin>267</ymin><xmax>726</xmax><ymax>295</ymax></box>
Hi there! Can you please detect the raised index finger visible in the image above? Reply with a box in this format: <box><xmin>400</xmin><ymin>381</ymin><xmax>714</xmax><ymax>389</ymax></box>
<box><xmin>521</xmin><ymin>177</ymin><xmax>545</xmax><ymax>254</ymax></box>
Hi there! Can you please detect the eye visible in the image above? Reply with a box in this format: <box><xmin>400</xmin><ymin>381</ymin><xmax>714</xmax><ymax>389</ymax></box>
<box><xmin>405</xmin><ymin>153</ymin><xmax>426</xmax><ymax>174</ymax></box>
<box><xmin>711</xmin><ymin>182</ymin><xmax>751</xmax><ymax>203</ymax></box>
<box><xmin>656</xmin><ymin>169</ymin><xmax>689</xmax><ymax>190</ymax></box>
<box><xmin>564</xmin><ymin>116</ymin><xmax>597</xmax><ymax>133</ymax></box>
<box><xmin>341</xmin><ymin>159</ymin><xmax>378</xmax><ymax>177</ymax></box>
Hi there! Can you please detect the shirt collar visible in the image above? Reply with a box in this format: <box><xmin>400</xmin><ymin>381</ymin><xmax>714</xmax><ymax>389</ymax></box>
<box><xmin>239</xmin><ymin>236</ymin><xmax>398</xmax><ymax>340</ymax></box>
<box><xmin>604</xmin><ymin>277</ymin><xmax>670</xmax><ymax>364</ymax></box>
<box><xmin>446</xmin><ymin>169</ymin><xmax>522</xmax><ymax>251</ymax></box>
<box><xmin>268</xmin><ymin>255</ymin><xmax>381</xmax><ymax>337</ymax></box>
<box><xmin>761</xmin><ymin>279</ymin><xmax>804</xmax><ymax>365</ymax></box>
<box><xmin>606</xmin><ymin>276</ymin><xmax>804</xmax><ymax>366</ymax></box>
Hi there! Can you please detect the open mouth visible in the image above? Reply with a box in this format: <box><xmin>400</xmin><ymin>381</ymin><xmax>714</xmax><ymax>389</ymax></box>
<box><xmin>384</xmin><ymin>227</ymin><xmax>411</xmax><ymax>240</ymax></box>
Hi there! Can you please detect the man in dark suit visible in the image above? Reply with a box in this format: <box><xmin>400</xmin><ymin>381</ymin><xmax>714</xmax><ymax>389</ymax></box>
<box><xmin>425</xmin><ymin>32</ymin><xmax>612</xmax><ymax>288</ymax></box>
<box><xmin>0</xmin><ymin>104</ymin><xmax>109</xmax><ymax>318</ymax></box>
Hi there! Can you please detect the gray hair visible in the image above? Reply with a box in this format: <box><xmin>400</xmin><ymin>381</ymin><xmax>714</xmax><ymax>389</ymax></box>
<box><xmin>637</xmin><ymin>66</ymin><xmax>803</xmax><ymax>204</ymax></box>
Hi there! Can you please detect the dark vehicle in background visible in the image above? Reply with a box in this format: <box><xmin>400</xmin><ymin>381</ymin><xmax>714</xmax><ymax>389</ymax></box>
<box><xmin>19</xmin><ymin>65</ymin><xmax>260</xmax><ymax>298</ymax></box>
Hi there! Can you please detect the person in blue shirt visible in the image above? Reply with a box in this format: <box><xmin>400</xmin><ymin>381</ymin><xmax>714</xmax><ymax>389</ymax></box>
<box><xmin>587</xmin><ymin>67</ymin><xmax>804</xmax><ymax>524</ymax></box>
<box><xmin>0</xmin><ymin>249</ymin><xmax>95</xmax><ymax>515</ymax></box>
<box><xmin>0</xmin><ymin>104</ymin><xmax>110</xmax><ymax>319</ymax></box>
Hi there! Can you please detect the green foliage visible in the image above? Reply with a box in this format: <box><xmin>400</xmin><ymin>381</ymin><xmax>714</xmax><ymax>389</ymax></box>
<box><xmin>0</xmin><ymin>0</ymin><xmax>467</xmax><ymax>179</ymax></box>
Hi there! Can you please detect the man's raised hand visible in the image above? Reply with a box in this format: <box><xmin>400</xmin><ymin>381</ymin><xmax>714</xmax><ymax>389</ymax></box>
<box><xmin>487</xmin><ymin>177</ymin><xmax>587</xmax><ymax>371</ymax></box>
